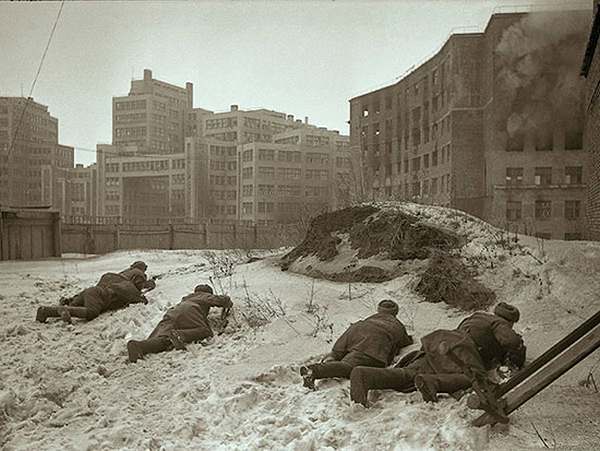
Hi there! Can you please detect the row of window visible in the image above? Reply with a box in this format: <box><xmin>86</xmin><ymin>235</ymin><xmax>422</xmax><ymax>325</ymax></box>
<box><xmin>505</xmin><ymin>166</ymin><xmax>583</xmax><ymax>186</ymax></box>
<box><xmin>210</xmin><ymin>160</ymin><xmax>237</xmax><ymax>171</ymax></box>
<box><xmin>209</xmin><ymin>175</ymin><xmax>237</xmax><ymax>185</ymax></box>
<box><xmin>506</xmin><ymin>200</ymin><xmax>581</xmax><ymax>221</ymax></box>
<box><xmin>211</xmin><ymin>190</ymin><xmax>237</xmax><ymax>200</ymax></box>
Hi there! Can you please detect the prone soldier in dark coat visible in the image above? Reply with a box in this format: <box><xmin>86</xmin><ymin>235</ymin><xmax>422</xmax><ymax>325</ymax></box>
<box><xmin>299</xmin><ymin>300</ymin><xmax>413</xmax><ymax>390</ymax></box>
<box><xmin>126</xmin><ymin>284</ymin><xmax>233</xmax><ymax>363</ymax></box>
<box><xmin>349</xmin><ymin>302</ymin><xmax>525</xmax><ymax>406</ymax></box>
<box><xmin>35</xmin><ymin>279</ymin><xmax>147</xmax><ymax>324</ymax></box>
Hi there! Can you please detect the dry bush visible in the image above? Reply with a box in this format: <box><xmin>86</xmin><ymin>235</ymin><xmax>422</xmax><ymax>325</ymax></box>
<box><xmin>415</xmin><ymin>252</ymin><xmax>496</xmax><ymax>311</ymax></box>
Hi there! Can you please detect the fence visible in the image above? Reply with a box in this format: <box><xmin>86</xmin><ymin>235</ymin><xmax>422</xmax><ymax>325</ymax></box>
<box><xmin>61</xmin><ymin>221</ymin><xmax>305</xmax><ymax>254</ymax></box>
<box><xmin>1</xmin><ymin>208</ymin><xmax>61</xmax><ymax>260</ymax></box>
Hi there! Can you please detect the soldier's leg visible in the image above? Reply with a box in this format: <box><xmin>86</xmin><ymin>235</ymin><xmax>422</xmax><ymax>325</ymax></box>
<box><xmin>414</xmin><ymin>373</ymin><xmax>472</xmax><ymax>403</ymax></box>
<box><xmin>350</xmin><ymin>367</ymin><xmax>417</xmax><ymax>407</ymax></box>
<box><xmin>305</xmin><ymin>351</ymin><xmax>384</xmax><ymax>382</ymax></box>
<box><xmin>127</xmin><ymin>336</ymin><xmax>172</xmax><ymax>363</ymax></box>
<box><xmin>36</xmin><ymin>306</ymin><xmax>62</xmax><ymax>323</ymax></box>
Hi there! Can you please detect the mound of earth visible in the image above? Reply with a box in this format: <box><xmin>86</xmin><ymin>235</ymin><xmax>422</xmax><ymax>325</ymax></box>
<box><xmin>281</xmin><ymin>202</ymin><xmax>505</xmax><ymax>311</ymax></box>
<box><xmin>281</xmin><ymin>204</ymin><xmax>463</xmax><ymax>282</ymax></box>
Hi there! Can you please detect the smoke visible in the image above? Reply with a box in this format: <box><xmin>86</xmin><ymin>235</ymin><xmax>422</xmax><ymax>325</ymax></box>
<box><xmin>495</xmin><ymin>11</ymin><xmax>590</xmax><ymax>138</ymax></box>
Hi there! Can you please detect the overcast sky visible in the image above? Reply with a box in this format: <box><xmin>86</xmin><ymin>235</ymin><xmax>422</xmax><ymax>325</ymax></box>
<box><xmin>0</xmin><ymin>0</ymin><xmax>590</xmax><ymax>165</ymax></box>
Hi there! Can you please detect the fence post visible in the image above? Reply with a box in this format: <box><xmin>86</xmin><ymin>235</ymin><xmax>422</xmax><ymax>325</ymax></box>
<box><xmin>253</xmin><ymin>223</ymin><xmax>258</xmax><ymax>248</ymax></box>
<box><xmin>169</xmin><ymin>223</ymin><xmax>175</xmax><ymax>250</ymax></box>
<box><xmin>53</xmin><ymin>212</ymin><xmax>62</xmax><ymax>257</ymax></box>
<box><xmin>114</xmin><ymin>223</ymin><xmax>120</xmax><ymax>250</ymax></box>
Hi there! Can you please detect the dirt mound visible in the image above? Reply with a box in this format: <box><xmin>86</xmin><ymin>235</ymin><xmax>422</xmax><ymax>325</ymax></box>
<box><xmin>282</xmin><ymin>206</ymin><xmax>461</xmax><ymax>268</ymax></box>
<box><xmin>415</xmin><ymin>253</ymin><xmax>496</xmax><ymax>311</ymax></box>
<box><xmin>282</xmin><ymin>205</ymin><xmax>378</xmax><ymax>264</ymax></box>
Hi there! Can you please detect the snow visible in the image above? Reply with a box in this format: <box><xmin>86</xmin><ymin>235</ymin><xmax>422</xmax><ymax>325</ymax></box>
<box><xmin>1</xmin><ymin>202</ymin><xmax>600</xmax><ymax>450</ymax></box>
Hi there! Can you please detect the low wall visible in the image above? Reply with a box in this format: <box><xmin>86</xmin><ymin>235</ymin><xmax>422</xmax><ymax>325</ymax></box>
<box><xmin>61</xmin><ymin>222</ymin><xmax>304</xmax><ymax>254</ymax></box>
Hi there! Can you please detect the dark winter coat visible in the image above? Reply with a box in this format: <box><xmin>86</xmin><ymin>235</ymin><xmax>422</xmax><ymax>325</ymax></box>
<box><xmin>149</xmin><ymin>292</ymin><xmax>232</xmax><ymax>343</ymax></box>
<box><xmin>457</xmin><ymin>312</ymin><xmax>526</xmax><ymax>369</ymax></box>
<box><xmin>419</xmin><ymin>329</ymin><xmax>487</xmax><ymax>376</ymax></box>
<box><xmin>118</xmin><ymin>267</ymin><xmax>148</xmax><ymax>290</ymax></box>
<box><xmin>70</xmin><ymin>280</ymin><xmax>144</xmax><ymax>319</ymax></box>
<box><xmin>331</xmin><ymin>313</ymin><xmax>412</xmax><ymax>365</ymax></box>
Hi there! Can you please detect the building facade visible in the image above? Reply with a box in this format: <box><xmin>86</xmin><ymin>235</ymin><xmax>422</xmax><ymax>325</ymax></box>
<box><xmin>112</xmin><ymin>69</ymin><xmax>193</xmax><ymax>155</ymax></box>
<box><xmin>582</xmin><ymin>2</ymin><xmax>600</xmax><ymax>240</ymax></box>
<box><xmin>0</xmin><ymin>97</ymin><xmax>73</xmax><ymax>210</ymax></box>
<box><xmin>350</xmin><ymin>10</ymin><xmax>590</xmax><ymax>240</ymax></box>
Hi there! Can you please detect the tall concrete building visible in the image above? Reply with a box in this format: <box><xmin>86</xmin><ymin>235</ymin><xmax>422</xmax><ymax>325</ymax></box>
<box><xmin>350</xmin><ymin>10</ymin><xmax>589</xmax><ymax>240</ymax></box>
<box><xmin>98</xmin><ymin>71</ymin><xmax>351</xmax><ymax>224</ymax></box>
<box><xmin>185</xmin><ymin>106</ymin><xmax>351</xmax><ymax>225</ymax></box>
<box><xmin>0</xmin><ymin>97</ymin><xmax>73</xmax><ymax>210</ymax></box>
<box><xmin>581</xmin><ymin>2</ymin><xmax>600</xmax><ymax>240</ymax></box>
<box><xmin>112</xmin><ymin>69</ymin><xmax>193</xmax><ymax>155</ymax></box>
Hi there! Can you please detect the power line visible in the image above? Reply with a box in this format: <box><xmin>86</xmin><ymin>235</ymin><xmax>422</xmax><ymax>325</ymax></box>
<box><xmin>7</xmin><ymin>1</ymin><xmax>65</xmax><ymax>161</ymax></box>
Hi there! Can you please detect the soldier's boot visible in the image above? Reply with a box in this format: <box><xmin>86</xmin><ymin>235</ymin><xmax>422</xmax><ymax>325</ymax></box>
<box><xmin>36</xmin><ymin>306</ymin><xmax>61</xmax><ymax>323</ymax></box>
<box><xmin>350</xmin><ymin>367</ymin><xmax>415</xmax><ymax>407</ymax></box>
<box><xmin>127</xmin><ymin>337</ymin><xmax>171</xmax><ymax>363</ymax></box>
<box><xmin>299</xmin><ymin>366</ymin><xmax>316</xmax><ymax>390</ymax></box>
<box><xmin>415</xmin><ymin>373</ymin><xmax>472</xmax><ymax>403</ymax></box>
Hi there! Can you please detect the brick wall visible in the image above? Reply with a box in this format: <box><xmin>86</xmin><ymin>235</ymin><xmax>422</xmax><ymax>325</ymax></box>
<box><xmin>584</xmin><ymin>33</ymin><xmax>600</xmax><ymax>240</ymax></box>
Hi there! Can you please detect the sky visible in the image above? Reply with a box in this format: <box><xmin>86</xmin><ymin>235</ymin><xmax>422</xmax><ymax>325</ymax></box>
<box><xmin>0</xmin><ymin>0</ymin><xmax>591</xmax><ymax>166</ymax></box>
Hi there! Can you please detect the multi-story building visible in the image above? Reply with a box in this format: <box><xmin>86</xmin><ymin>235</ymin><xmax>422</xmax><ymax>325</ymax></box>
<box><xmin>67</xmin><ymin>163</ymin><xmax>98</xmax><ymax>217</ymax></box>
<box><xmin>582</xmin><ymin>2</ymin><xmax>600</xmax><ymax>240</ymax></box>
<box><xmin>99</xmin><ymin>71</ymin><xmax>351</xmax><ymax>224</ymax></box>
<box><xmin>350</xmin><ymin>10</ymin><xmax>589</xmax><ymax>240</ymax></box>
<box><xmin>112</xmin><ymin>69</ymin><xmax>193</xmax><ymax>155</ymax></box>
<box><xmin>0</xmin><ymin>97</ymin><xmax>73</xmax><ymax>209</ymax></box>
<box><xmin>97</xmin><ymin>144</ymin><xmax>187</xmax><ymax>220</ymax></box>
<box><xmin>184</xmin><ymin>106</ymin><xmax>351</xmax><ymax>225</ymax></box>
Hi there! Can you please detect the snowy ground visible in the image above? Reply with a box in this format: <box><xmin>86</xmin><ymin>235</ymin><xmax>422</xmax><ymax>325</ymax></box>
<box><xmin>1</xmin><ymin>204</ymin><xmax>600</xmax><ymax>450</ymax></box>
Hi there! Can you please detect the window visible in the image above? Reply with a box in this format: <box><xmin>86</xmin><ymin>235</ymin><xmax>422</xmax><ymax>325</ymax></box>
<box><xmin>432</xmin><ymin>150</ymin><xmax>438</xmax><ymax>166</ymax></box>
<box><xmin>258</xmin><ymin>166</ymin><xmax>275</xmax><ymax>177</ymax></box>
<box><xmin>507</xmin><ymin>133</ymin><xmax>524</xmax><ymax>152</ymax></box>
<box><xmin>242</xmin><ymin>185</ymin><xmax>253</xmax><ymax>196</ymax></box>
<box><xmin>242</xmin><ymin>149</ymin><xmax>253</xmax><ymax>162</ymax></box>
<box><xmin>506</xmin><ymin>167</ymin><xmax>523</xmax><ymax>186</ymax></box>
<box><xmin>534</xmin><ymin>167</ymin><xmax>552</xmax><ymax>186</ymax></box>
<box><xmin>431</xmin><ymin>178</ymin><xmax>438</xmax><ymax>195</ymax></box>
<box><xmin>565</xmin><ymin>124</ymin><xmax>583</xmax><ymax>150</ymax></box>
<box><xmin>412</xmin><ymin>181</ymin><xmax>421</xmax><ymax>197</ymax></box>
<box><xmin>535</xmin><ymin>129</ymin><xmax>553</xmax><ymax>151</ymax></box>
<box><xmin>535</xmin><ymin>200</ymin><xmax>552</xmax><ymax>220</ymax></box>
<box><xmin>423</xmin><ymin>154</ymin><xmax>430</xmax><ymax>169</ymax></box>
<box><xmin>506</xmin><ymin>201</ymin><xmax>522</xmax><ymax>221</ymax></box>
<box><xmin>411</xmin><ymin>157</ymin><xmax>420</xmax><ymax>172</ymax></box>
<box><xmin>564</xmin><ymin>166</ymin><xmax>582</xmax><ymax>184</ymax></box>
<box><xmin>564</xmin><ymin>200</ymin><xmax>580</xmax><ymax>220</ymax></box>
<box><xmin>242</xmin><ymin>202</ymin><xmax>253</xmax><ymax>215</ymax></box>
<box><xmin>403</xmin><ymin>159</ymin><xmax>409</xmax><ymax>174</ymax></box>
<box><xmin>258</xmin><ymin>149</ymin><xmax>275</xmax><ymax>160</ymax></box>
<box><xmin>242</xmin><ymin>167</ymin><xmax>253</xmax><ymax>179</ymax></box>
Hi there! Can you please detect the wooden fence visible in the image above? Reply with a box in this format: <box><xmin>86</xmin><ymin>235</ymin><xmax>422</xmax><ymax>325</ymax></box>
<box><xmin>61</xmin><ymin>221</ymin><xmax>305</xmax><ymax>254</ymax></box>
<box><xmin>1</xmin><ymin>208</ymin><xmax>61</xmax><ymax>260</ymax></box>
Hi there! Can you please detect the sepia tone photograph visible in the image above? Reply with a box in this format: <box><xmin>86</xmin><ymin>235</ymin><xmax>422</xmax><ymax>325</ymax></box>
<box><xmin>1</xmin><ymin>0</ymin><xmax>599</xmax><ymax>449</ymax></box>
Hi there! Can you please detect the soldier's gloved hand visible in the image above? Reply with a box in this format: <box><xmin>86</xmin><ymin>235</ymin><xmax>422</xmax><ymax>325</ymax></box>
<box><xmin>321</xmin><ymin>353</ymin><xmax>336</xmax><ymax>363</ymax></box>
<box><xmin>140</xmin><ymin>295</ymin><xmax>149</xmax><ymax>305</ymax></box>
<box><xmin>168</xmin><ymin>330</ymin><xmax>186</xmax><ymax>350</ymax></box>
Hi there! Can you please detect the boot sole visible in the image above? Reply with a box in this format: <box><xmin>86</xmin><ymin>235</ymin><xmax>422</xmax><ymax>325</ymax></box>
<box><xmin>35</xmin><ymin>309</ymin><xmax>47</xmax><ymax>323</ymax></box>
<box><xmin>127</xmin><ymin>341</ymin><xmax>143</xmax><ymax>363</ymax></box>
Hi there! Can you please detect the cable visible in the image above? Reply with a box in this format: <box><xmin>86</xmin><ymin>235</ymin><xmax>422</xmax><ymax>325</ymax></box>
<box><xmin>7</xmin><ymin>1</ymin><xmax>65</xmax><ymax>160</ymax></box>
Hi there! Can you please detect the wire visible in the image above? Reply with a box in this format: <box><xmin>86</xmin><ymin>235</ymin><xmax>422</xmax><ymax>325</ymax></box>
<box><xmin>7</xmin><ymin>1</ymin><xmax>65</xmax><ymax>160</ymax></box>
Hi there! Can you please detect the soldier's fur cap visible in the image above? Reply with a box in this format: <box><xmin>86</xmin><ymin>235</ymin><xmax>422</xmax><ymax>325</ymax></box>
<box><xmin>377</xmin><ymin>299</ymin><xmax>399</xmax><ymax>316</ymax></box>
<box><xmin>494</xmin><ymin>302</ymin><xmax>520</xmax><ymax>323</ymax></box>
<box><xmin>194</xmin><ymin>284</ymin><xmax>214</xmax><ymax>294</ymax></box>
<box><xmin>131</xmin><ymin>261</ymin><xmax>147</xmax><ymax>271</ymax></box>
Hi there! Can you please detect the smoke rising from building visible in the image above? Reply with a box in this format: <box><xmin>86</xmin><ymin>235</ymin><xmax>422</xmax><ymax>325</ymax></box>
<box><xmin>495</xmin><ymin>11</ymin><xmax>590</xmax><ymax>138</ymax></box>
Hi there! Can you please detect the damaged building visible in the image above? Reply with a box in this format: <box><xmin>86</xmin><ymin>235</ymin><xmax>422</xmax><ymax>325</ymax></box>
<box><xmin>350</xmin><ymin>10</ymin><xmax>590</xmax><ymax>240</ymax></box>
